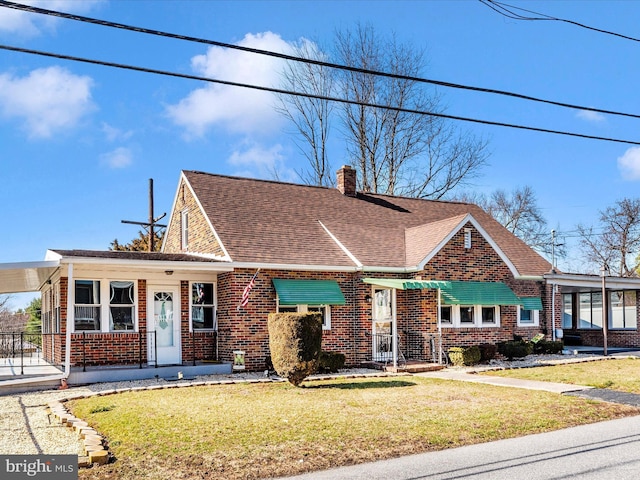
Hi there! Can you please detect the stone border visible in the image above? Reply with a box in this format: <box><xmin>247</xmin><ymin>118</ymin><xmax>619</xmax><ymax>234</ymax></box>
<box><xmin>50</xmin><ymin>371</ymin><xmax>406</xmax><ymax>468</ymax></box>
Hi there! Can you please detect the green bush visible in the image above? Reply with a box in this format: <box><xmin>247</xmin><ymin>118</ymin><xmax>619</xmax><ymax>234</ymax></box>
<box><xmin>448</xmin><ymin>345</ymin><xmax>481</xmax><ymax>366</ymax></box>
<box><xmin>533</xmin><ymin>340</ymin><xmax>564</xmax><ymax>355</ymax></box>
<box><xmin>318</xmin><ymin>351</ymin><xmax>346</xmax><ymax>373</ymax></box>
<box><xmin>267</xmin><ymin>312</ymin><xmax>323</xmax><ymax>386</ymax></box>
<box><xmin>497</xmin><ymin>340</ymin><xmax>532</xmax><ymax>360</ymax></box>
<box><xmin>478</xmin><ymin>343</ymin><xmax>497</xmax><ymax>362</ymax></box>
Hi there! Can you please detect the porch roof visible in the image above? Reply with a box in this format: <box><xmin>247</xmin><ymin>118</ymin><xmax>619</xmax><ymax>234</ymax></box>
<box><xmin>363</xmin><ymin>278</ymin><xmax>522</xmax><ymax>306</ymax></box>
<box><xmin>0</xmin><ymin>261</ymin><xmax>60</xmax><ymax>293</ymax></box>
<box><xmin>272</xmin><ymin>279</ymin><xmax>346</xmax><ymax>306</ymax></box>
<box><xmin>362</xmin><ymin>278</ymin><xmax>450</xmax><ymax>290</ymax></box>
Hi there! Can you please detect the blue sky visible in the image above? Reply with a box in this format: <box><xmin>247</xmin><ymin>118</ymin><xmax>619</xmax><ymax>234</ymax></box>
<box><xmin>2</xmin><ymin>0</ymin><xmax>640</xmax><ymax>308</ymax></box>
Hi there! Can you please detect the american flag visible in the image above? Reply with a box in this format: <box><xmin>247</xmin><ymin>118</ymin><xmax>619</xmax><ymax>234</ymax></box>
<box><xmin>238</xmin><ymin>269</ymin><xmax>260</xmax><ymax>310</ymax></box>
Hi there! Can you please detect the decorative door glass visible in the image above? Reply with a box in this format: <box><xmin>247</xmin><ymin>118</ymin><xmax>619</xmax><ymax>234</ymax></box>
<box><xmin>154</xmin><ymin>291</ymin><xmax>174</xmax><ymax>347</ymax></box>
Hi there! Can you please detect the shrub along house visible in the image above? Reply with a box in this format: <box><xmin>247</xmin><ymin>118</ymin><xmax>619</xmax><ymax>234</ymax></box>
<box><xmin>2</xmin><ymin>165</ymin><xmax>640</xmax><ymax>386</ymax></box>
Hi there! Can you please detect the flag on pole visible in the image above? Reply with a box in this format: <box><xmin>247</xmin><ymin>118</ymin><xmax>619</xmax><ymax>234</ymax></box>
<box><xmin>238</xmin><ymin>269</ymin><xmax>260</xmax><ymax>310</ymax></box>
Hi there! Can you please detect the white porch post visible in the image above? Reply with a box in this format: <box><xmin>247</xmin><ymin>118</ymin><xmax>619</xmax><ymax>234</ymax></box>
<box><xmin>392</xmin><ymin>288</ymin><xmax>398</xmax><ymax>369</ymax></box>
<box><xmin>64</xmin><ymin>263</ymin><xmax>74</xmax><ymax>378</ymax></box>
<box><xmin>437</xmin><ymin>287</ymin><xmax>443</xmax><ymax>365</ymax></box>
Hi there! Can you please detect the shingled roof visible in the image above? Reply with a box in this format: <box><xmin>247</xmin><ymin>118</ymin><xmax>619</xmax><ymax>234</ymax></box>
<box><xmin>182</xmin><ymin>170</ymin><xmax>551</xmax><ymax>276</ymax></box>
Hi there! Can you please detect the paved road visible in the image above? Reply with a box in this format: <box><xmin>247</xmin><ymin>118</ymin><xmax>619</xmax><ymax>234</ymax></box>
<box><xmin>281</xmin><ymin>414</ymin><xmax>640</xmax><ymax>480</ymax></box>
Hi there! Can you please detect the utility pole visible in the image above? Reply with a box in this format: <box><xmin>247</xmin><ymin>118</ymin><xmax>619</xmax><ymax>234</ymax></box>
<box><xmin>121</xmin><ymin>178</ymin><xmax>167</xmax><ymax>252</ymax></box>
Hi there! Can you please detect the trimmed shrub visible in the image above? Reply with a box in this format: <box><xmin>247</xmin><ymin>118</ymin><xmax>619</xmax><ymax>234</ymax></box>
<box><xmin>533</xmin><ymin>340</ymin><xmax>564</xmax><ymax>355</ymax></box>
<box><xmin>478</xmin><ymin>343</ymin><xmax>497</xmax><ymax>363</ymax></box>
<box><xmin>268</xmin><ymin>312</ymin><xmax>323</xmax><ymax>386</ymax></box>
<box><xmin>318</xmin><ymin>351</ymin><xmax>346</xmax><ymax>373</ymax></box>
<box><xmin>448</xmin><ymin>345</ymin><xmax>481</xmax><ymax>366</ymax></box>
<box><xmin>497</xmin><ymin>340</ymin><xmax>532</xmax><ymax>360</ymax></box>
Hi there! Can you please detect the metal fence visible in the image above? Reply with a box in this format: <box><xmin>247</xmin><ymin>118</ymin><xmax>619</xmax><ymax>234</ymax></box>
<box><xmin>369</xmin><ymin>330</ymin><xmax>440</xmax><ymax>364</ymax></box>
<box><xmin>0</xmin><ymin>332</ymin><xmax>63</xmax><ymax>376</ymax></box>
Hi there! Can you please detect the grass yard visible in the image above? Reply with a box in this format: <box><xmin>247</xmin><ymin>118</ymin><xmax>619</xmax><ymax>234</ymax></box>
<box><xmin>484</xmin><ymin>357</ymin><xmax>640</xmax><ymax>393</ymax></box>
<box><xmin>69</xmin><ymin>375</ymin><xmax>639</xmax><ymax>480</ymax></box>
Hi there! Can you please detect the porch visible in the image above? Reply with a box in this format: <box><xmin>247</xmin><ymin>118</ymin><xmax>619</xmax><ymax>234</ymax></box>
<box><xmin>0</xmin><ymin>330</ymin><xmax>233</xmax><ymax>394</ymax></box>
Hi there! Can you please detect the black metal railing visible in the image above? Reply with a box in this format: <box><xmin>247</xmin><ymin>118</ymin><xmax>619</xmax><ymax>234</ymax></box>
<box><xmin>367</xmin><ymin>330</ymin><xmax>438</xmax><ymax>363</ymax></box>
<box><xmin>0</xmin><ymin>332</ymin><xmax>64</xmax><ymax>376</ymax></box>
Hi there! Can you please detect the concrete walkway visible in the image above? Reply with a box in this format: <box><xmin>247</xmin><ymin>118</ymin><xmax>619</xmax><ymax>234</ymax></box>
<box><xmin>415</xmin><ymin>369</ymin><xmax>591</xmax><ymax>394</ymax></box>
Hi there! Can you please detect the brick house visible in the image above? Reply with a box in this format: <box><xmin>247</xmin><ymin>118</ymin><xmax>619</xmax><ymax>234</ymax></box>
<box><xmin>1</xmin><ymin>166</ymin><xmax>639</xmax><ymax>385</ymax></box>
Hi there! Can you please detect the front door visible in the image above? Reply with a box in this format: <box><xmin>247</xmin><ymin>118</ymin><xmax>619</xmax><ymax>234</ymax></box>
<box><xmin>372</xmin><ymin>288</ymin><xmax>394</xmax><ymax>362</ymax></box>
<box><xmin>147</xmin><ymin>286</ymin><xmax>181</xmax><ymax>366</ymax></box>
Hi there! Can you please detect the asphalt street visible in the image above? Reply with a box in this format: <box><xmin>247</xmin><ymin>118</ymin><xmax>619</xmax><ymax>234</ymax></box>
<box><xmin>280</xmin><ymin>414</ymin><xmax>640</xmax><ymax>480</ymax></box>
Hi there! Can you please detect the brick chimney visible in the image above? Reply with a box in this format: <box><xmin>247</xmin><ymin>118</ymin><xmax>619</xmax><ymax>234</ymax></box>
<box><xmin>336</xmin><ymin>165</ymin><xmax>357</xmax><ymax>196</ymax></box>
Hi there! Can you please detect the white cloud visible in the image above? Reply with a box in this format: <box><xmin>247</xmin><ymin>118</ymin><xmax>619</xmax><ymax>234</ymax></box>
<box><xmin>576</xmin><ymin>109</ymin><xmax>605</xmax><ymax>123</ymax></box>
<box><xmin>0</xmin><ymin>66</ymin><xmax>94</xmax><ymax>137</ymax></box>
<box><xmin>0</xmin><ymin>66</ymin><xmax>95</xmax><ymax>138</ymax></box>
<box><xmin>102</xmin><ymin>122</ymin><xmax>133</xmax><ymax>142</ymax></box>
<box><xmin>166</xmin><ymin>31</ymin><xmax>295</xmax><ymax>138</ymax></box>
<box><xmin>228</xmin><ymin>142</ymin><xmax>296</xmax><ymax>181</ymax></box>
<box><xmin>0</xmin><ymin>1</ymin><xmax>104</xmax><ymax>37</ymax></box>
<box><xmin>617</xmin><ymin>147</ymin><xmax>640</xmax><ymax>180</ymax></box>
<box><xmin>100</xmin><ymin>147</ymin><xmax>133</xmax><ymax>169</ymax></box>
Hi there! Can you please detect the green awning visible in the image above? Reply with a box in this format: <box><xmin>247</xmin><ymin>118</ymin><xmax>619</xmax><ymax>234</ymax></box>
<box><xmin>362</xmin><ymin>278</ymin><xmax>450</xmax><ymax>290</ymax></box>
<box><xmin>441</xmin><ymin>281</ymin><xmax>522</xmax><ymax>306</ymax></box>
<box><xmin>520</xmin><ymin>297</ymin><xmax>543</xmax><ymax>311</ymax></box>
<box><xmin>272</xmin><ymin>279</ymin><xmax>346</xmax><ymax>306</ymax></box>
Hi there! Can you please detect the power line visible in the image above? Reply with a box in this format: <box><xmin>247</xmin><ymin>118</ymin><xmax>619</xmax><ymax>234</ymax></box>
<box><xmin>479</xmin><ymin>0</ymin><xmax>640</xmax><ymax>43</ymax></box>
<box><xmin>2</xmin><ymin>42</ymin><xmax>640</xmax><ymax>146</ymax></box>
<box><xmin>2</xmin><ymin>0</ymin><xmax>640</xmax><ymax>121</ymax></box>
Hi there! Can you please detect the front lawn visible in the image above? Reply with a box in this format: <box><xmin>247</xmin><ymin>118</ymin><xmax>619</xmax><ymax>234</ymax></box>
<box><xmin>69</xmin><ymin>375</ymin><xmax>639</xmax><ymax>479</ymax></box>
<box><xmin>485</xmin><ymin>358</ymin><xmax>640</xmax><ymax>393</ymax></box>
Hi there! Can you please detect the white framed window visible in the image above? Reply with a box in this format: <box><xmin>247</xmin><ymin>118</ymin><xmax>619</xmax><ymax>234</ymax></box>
<box><xmin>54</xmin><ymin>281</ymin><xmax>61</xmax><ymax>334</ymax></box>
<box><xmin>191</xmin><ymin>282</ymin><xmax>216</xmax><ymax>330</ymax></box>
<box><xmin>276</xmin><ymin>303</ymin><xmax>331</xmax><ymax>330</ymax></box>
<box><xmin>440</xmin><ymin>305</ymin><xmax>453</xmax><ymax>324</ymax></box>
<box><xmin>609</xmin><ymin>291</ymin><xmax>637</xmax><ymax>330</ymax></box>
<box><xmin>110</xmin><ymin>281</ymin><xmax>135</xmax><ymax>331</ymax></box>
<box><xmin>73</xmin><ymin>279</ymin><xmax>137</xmax><ymax>333</ymax></box>
<box><xmin>181</xmin><ymin>209</ymin><xmax>189</xmax><ymax>250</ymax></box>
<box><xmin>562</xmin><ymin>293</ymin><xmax>573</xmax><ymax>329</ymax></box>
<box><xmin>460</xmin><ymin>306</ymin><xmax>475</xmax><ymax>325</ymax></box>
<box><xmin>74</xmin><ymin>280</ymin><xmax>101</xmax><ymax>331</ymax></box>
<box><xmin>439</xmin><ymin>305</ymin><xmax>501</xmax><ymax>328</ymax></box>
<box><xmin>517</xmin><ymin>307</ymin><xmax>540</xmax><ymax>327</ymax></box>
<box><xmin>481</xmin><ymin>306</ymin><xmax>498</xmax><ymax>325</ymax></box>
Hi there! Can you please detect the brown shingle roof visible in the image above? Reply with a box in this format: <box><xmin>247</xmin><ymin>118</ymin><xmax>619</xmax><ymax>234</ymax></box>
<box><xmin>51</xmin><ymin>249</ymin><xmax>225</xmax><ymax>263</ymax></box>
<box><xmin>183</xmin><ymin>171</ymin><xmax>551</xmax><ymax>276</ymax></box>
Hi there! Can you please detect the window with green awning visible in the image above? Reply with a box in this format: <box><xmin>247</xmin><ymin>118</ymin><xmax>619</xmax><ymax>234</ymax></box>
<box><xmin>272</xmin><ymin>279</ymin><xmax>346</xmax><ymax>306</ymax></box>
<box><xmin>520</xmin><ymin>297</ymin><xmax>543</xmax><ymax>311</ymax></box>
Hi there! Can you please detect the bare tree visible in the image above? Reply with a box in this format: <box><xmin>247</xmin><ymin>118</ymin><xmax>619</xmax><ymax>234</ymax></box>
<box><xmin>455</xmin><ymin>186</ymin><xmax>558</xmax><ymax>257</ymax></box>
<box><xmin>278</xmin><ymin>24</ymin><xmax>488</xmax><ymax>197</ymax></box>
<box><xmin>335</xmin><ymin>24</ymin><xmax>489</xmax><ymax>198</ymax></box>
<box><xmin>277</xmin><ymin>39</ymin><xmax>335</xmax><ymax>187</ymax></box>
<box><xmin>577</xmin><ymin>198</ymin><xmax>640</xmax><ymax>276</ymax></box>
